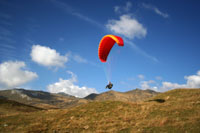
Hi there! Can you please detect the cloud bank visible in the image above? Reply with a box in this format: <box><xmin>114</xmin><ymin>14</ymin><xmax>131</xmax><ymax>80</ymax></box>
<box><xmin>160</xmin><ymin>71</ymin><xmax>200</xmax><ymax>91</ymax></box>
<box><xmin>47</xmin><ymin>71</ymin><xmax>97</xmax><ymax>98</ymax></box>
<box><xmin>140</xmin><ymin>70</ymin><xmax>200</xmax><ymax>92</ymax></box>
<box><xmin>0</xmin><ymin>61</ymin><xmax>38</xmax><ymax>89</ymax></box>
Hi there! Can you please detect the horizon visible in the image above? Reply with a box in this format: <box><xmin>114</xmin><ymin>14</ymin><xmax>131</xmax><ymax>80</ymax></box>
<box><xmin>0</xmin><ymin>0</ymin><xmax>200</xmax><ymax>98</ymax></box>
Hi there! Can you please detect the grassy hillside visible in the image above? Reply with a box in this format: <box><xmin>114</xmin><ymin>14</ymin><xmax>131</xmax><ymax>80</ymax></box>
<box><xmin>0</xmin><ymin>98</ymin><xmax>43</xmax><ymax>115</ymax></box>
<box><xmin>0</xmin><ymin>89</ymin><xmax>200</xmax><ymax>132</ymax></box>
<box><xmin>0</xmin><ymin>89</ymin><xmax>87</xmax><ymax>109</ymax></box>
<box><xmin>85</xmin><ymin>89</ymin><xmax>158</xmax><ymax>102</ymax></box>
<box><xmin>0</xmin><ymin>88</ymin><xmax>158</xmax><ymax>109</ymax></box>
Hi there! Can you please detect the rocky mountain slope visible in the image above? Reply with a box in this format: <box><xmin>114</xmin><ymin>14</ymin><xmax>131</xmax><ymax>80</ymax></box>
<box><xmin>85</xmin><ymin>88</ymin><xmax>158</xmax><ymax>102</ymax></box>
<box><xmin>0</xmin><ymin>89</ymin><xmax>87</xmax><ymax>109</ymax></box>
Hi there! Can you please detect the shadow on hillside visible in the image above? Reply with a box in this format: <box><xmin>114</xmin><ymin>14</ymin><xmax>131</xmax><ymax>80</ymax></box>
<box><xmin>148</xmin><ymin>99</ymin><xmax>165</xmax><ymax>103</ymax></box>
<box><xmin>0</xmin><ymin>96</ymin><xmax>7</xmax><ymax>100</ymax></box>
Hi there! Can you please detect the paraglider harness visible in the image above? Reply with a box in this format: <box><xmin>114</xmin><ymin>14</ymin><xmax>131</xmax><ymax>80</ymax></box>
<box><xmin>106</xmin><ymin>82</ymin><xmax>113</xmax><ymax>89</ymax></box>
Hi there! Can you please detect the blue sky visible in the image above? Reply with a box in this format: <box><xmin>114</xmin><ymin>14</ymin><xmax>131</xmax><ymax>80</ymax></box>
<box><xmin>0</xmin><ymin>0</ymin><xmax>200</xmax><ymax>97</ymax></box>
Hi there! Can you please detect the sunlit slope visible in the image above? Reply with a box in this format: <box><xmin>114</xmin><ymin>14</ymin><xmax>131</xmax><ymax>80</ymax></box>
<box><xmin>85</xmin><ymin>89</ymin><xmax>158</xmax><ymax>102</ymax></box>
<box><xmin>0</xmin><ymin>89</ymin><xmax>200</xmax><ymax>132</ymax></box>
<box><xmin>49</xmin><ymin>89</ymin><xmax>200</xmax><ymax>132</ymax></box>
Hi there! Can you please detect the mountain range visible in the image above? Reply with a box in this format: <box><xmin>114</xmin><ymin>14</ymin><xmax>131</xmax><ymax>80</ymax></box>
<box><xmin>0</xmin><ymin>88</ymin><xmax>158</xmax><ymax>109</ymax></box>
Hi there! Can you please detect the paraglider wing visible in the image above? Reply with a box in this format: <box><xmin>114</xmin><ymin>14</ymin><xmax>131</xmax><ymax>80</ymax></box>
<box><xmin>98</xmin><ymin>35</ymin><xmax>124</xmax><ymax>62</ymax></box>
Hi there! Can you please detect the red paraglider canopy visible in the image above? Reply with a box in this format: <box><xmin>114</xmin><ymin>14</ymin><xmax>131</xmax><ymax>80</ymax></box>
<box><xmin>98</xmin><ymin>35</ymin><xmax>124</xmax><ymax>62</ymax></box>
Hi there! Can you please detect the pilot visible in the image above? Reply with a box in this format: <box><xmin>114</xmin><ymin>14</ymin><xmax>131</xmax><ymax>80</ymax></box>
<box><xmin>106</xmin><ymin>81</ymin><xmax>113</xmax><ymax>89</ymax></box>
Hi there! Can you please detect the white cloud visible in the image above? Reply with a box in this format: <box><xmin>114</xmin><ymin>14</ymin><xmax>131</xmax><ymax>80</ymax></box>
<box><xmin>72</xmin><ymin>54</ymin><xmax>88</xmax><ymax>63</ymax></box>
<box><xmin>114</xmin><ymin>6</ymin><xmax>120</xmax><ymax>14</ymax></box>
<box><xmin>155</xmin><ymin>76</ymin><xmax>162</xmax><ymax>80</ymax></box>
<box><xmin>160</xmin><ymin>82</ymin><xmax>186</xmax><ymax>91</ymax></box>
<box><xmin>138</xmin><ymin>74</ymin><xmax>145</xmax><ymax>80</ymax></box>
<box><xmin>106</xmin><ymin>14</ymin><xmax>147</xmax><ymax>39</ymax></box>
<box><xmin>47</xmin><ymin>71</ymin><xmax>98</xmax><ymax>98</ymax></box>
<box><xmin>185</xmin><ymin>71</ymin><xmax>200</xmax><ymax>88</ymax></box>
<box><xmin>140</xmin><ymin>80</ymin><xmax>155</xmax><ymax>90</ymax></box>
<box><xmin>124</xmin><ymin>2</ymin><xmax>132</xmax><ymax>12</ymax></box>
<box><xmin>142</xmin><ymin>3</ymin><xmax>169</xmax><ymax>18</ymax></box>
<box><xmin>31</xmin><ymin>45</ymin><xmax>68</xmax><ymax>67</ymax></box>
<box><xmin>0</xmin><ymin>61</ymin><xmax>38</xmax><ymax>89</ymax></box>
<box><xmin>114</xmin><ymin>1</ymin><xmax>132</xmax><ymax>14</ymax></box>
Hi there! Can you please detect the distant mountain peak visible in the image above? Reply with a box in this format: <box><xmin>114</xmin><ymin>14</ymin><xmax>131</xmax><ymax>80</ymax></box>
<box><xmin>57</xmin><ymin>92</ymin><xmax>75</xmax><ymax>98</ymax></box>
<box><xmin>11</xmin><ymin>89</ymin><xmax>32</xmax><ymax>101</ymax></box>
<box><xmin>85</xmin><ymin>88</ymin><xmax>158</xmax><ymax>102</ymax></box>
